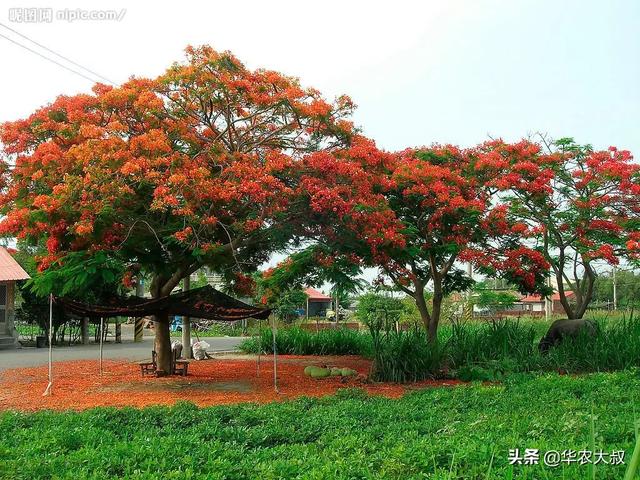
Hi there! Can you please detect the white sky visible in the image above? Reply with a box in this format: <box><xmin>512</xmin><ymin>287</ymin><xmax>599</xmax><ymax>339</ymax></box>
<box><xmin>1</xmin><ymin>0</ymin><xmax>638</xmax><ymax>293</ymax></box>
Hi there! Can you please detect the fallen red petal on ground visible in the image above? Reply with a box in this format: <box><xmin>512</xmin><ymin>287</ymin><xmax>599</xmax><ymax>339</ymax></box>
<box><xmin>0</xmin><ymin>355</ymin><xmax>463</xmax><ymax>411</ymax></box>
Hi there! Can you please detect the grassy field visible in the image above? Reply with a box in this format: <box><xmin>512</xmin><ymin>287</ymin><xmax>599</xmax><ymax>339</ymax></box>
<box><xmin>1</xmin><ymin>371</ymin><xmax>638</xmax><ymax>479</ymax></box>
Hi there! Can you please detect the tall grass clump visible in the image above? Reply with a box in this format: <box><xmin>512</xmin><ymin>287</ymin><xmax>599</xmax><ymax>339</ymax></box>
<box><xmin>365</xmin><ymin>307</ymin><xmax>445</xmax><ymax>382</ymax></box>
<box><xmin>239</xmin><ymin>327</ymin><xmax>372</xmax><ymax>356</ymax></box>
<box><xmin>369</xmin><ymin>327</ymin><xmax>446</xmax><ymax>382</ymax></box>
<box><xmin>540</xmin><ymin>312</ymin><xmax>640</xmax><ymax>372</ymax></box>
<box><xmin>446</xmin><ymin>319</ymin><xmax>537</xmax><ymax>369</ymax></box>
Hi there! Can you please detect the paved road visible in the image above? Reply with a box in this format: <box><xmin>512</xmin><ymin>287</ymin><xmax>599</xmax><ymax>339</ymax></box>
<box><xmin>0</xmin><ymin>336</ymin><xmax>245</xmax><ymax>371</ymax></box>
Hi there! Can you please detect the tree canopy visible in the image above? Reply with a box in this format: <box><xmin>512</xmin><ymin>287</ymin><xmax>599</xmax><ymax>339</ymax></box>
<box><xmin>294</xmin><ymin>138</ymin><xmax>552</xmax><ymax>339</ymax></box>
<box><xmin>0</xmin><ymin>45</ymin><xmax>354</xmax><ymax>372</ymax></box>
<box><xmin>497</xmin><ymin>137</ymin><xmax>640</xmax><ymax>318</ymax></box>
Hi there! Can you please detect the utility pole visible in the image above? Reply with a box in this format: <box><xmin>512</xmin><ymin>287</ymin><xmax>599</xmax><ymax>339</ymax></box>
<box><xmin>613</xmin><ymin>266</ymin><xmax>617</xmax><ymax>311</ymax></box>
<box><xmin>181</xmin><ymin>274</ymin><xmax>192</xmax><ymax>358</ymax></box>
<box><xmin>544</xmin><ymin>274</ymin><xmax>552</xmax><ymax>321</ymax></box>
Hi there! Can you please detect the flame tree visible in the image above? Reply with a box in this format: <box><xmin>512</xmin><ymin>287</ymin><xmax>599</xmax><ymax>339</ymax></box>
<box><xmin>295</xmin><ymin>137</ymin><xmax>552</xmax><ymax>341</ymax></box>
<box><xmin>490</xmin><ymin>137</ymin><xmax>640</xmax><ymax>318</ymax></box>
<box><xmin>0</xmin><ymin>46</ymin><xmax>353</xmax><ymax>373</ymax></box>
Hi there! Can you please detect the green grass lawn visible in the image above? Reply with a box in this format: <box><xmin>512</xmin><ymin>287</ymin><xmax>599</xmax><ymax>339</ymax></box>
<box><xmin>1</xmin><ymin>370</ymin><xmax>638</xmax><ymax>479</ymax></box>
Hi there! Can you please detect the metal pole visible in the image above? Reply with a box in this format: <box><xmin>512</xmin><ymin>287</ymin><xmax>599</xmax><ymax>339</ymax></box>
<box><xmin>272</xmin><ymin>316</ymin><xmax>279</xmax><ymax>393</ymax></box>
<box><xmin>42</xmin><ymin>293</ymin><xmax>53</xmax><ymax>396</ymax></box>
<box><xmin>134</xmin><ymin>280</ymin><xmax>144</xmax><ymax>342</ymax></box>
<box><xmin>613</xmin><ymin>266</ymin><xmax>618</xmax><ymax>311</ymax></box>
<box><xmin>465</xmin><ymin>263</ymin><xmax>473</xmax><ymax>321</ymax></box>
<box><xmin>545</xmin><ymin>275</ymin><xmax>552</xmax><ymax>321</ymax></box>
<box><xmin>99</xmin><ymin>317</ymin><xmax>104</xmax><ymax>376</ymax></box>
<box><xmin>181</xmin><ymin>275</ymin><xmax>192</xmax><ymax>358</ymax></box>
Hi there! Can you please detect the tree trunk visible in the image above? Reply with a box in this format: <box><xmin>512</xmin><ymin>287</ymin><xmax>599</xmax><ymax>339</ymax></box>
<box><xmin>154</xmin><ymin>311</ymin><xmax>172</xmax><ymax>375</ymax></box>
<box><xmin>429</xmin><ymin>291</ymin><xmax>443</xmax><ymax>343</ymax></box>
<box><xmin>554</xmin><ymin>262</ymin><xmax>576</xmax><ymax>319</ymax></box>
<box><xmin>414</xmin><ymin>289</ymin><xmax>431</xmax><ymax>333</ymax></box>
<box><xmin>573</xmin><ymin>272</ymin><xmax>595</xmax><ymax>319</ymax></box>
<box><xmin>554</xmin><ymin>253</ymin><xmax>596</xmax><ymax>319</ymax></box>
<box><xmin>149</xmin><ymin>265</ymin><xmax>200</xmax><ymax>374</ymax></box>
<box><xmin>80</xmin><ymin>317</ymin><xmax>89</xmax><ymax>345</ymax></box>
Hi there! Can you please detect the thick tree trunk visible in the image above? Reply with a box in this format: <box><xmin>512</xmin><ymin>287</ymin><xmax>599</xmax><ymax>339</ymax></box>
<box><xmin>149</xmin><ymin>265</ymin><xmax>199</xmax><ymax>375</ymax></box>
<box><xmin>554</xmin><ymin>256</ymin><xmax>596</xmax><ymax>320</ymax></box>
<box><xmin>414</xmin><ymin>289</ymin><xmax>431</xmax><ymax>333</ymax></box>
<box><xmin>428</xmin><ymin>292</ymin><xmax>443</xmax><ymax>343</ymax></box>
<box><xmin>154</xmin><ymin>311</ymin><xmax>172</xmax><ymax>375</ymax></box>
<box><xmin>414</xmin><ymin>287</ymin><xmax>442</xmax><ymax>343</ymax></box>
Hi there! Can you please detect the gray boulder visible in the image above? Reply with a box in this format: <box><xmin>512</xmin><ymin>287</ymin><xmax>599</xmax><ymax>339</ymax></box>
<box><xmin>538</xmin><ymin>318</ymin><xmax>597</xmax><ymax>354</ymax></box>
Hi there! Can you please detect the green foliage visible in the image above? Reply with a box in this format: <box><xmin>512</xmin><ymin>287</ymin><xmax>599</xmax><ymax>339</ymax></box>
<box><xmin>240</xmin><ymin>327</ymin><xmax>371</xmax><ymax>356</ymax></box>
<box><xmin>446</xmin><ymin>313</ymin><xmax>640</xmax><ymax>374</ymax></box>
<box><xmin>14</xmin><ymin>284</ymin><xmax>66</xmax><ymax>337</ymax></box>
<box><xmin>272</xmin><ymin>289</ymin><xmax>308</xmax><ymax>323</ymax></box>
<box><xmin>593</xmin><ymin>270</ymin><xmax>640</xmax><ymax>309</ymax></box>
<box><xmin>472</xmin><ymin>281</ymin><xmax>519</xmax><ymax>309</ymax></box>
<box><xmin>355</xmin><ymin>292</ymin><xmax>406</xmax><ymax>322</ymax></box>
<box><xmin>243</xmin><ymin>313</ymin><xmax>640</xmax><ymax>382</ymax></box>
<box><xmin>1</xmin><ymin>372</ymin><xmax>638</xmax><ymax>479</ymax></box>
<box><xmin>27</xmin><ymin>250</ymin><xmax>124</xmax><ymax>299</ymax></box>
<box><xmin>258</xmin><ymin>245</ymin><xmax>363</xmax><ymax>299</ymax></box>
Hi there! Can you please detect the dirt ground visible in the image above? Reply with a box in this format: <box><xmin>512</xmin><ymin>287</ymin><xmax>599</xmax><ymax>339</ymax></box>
<box><xmin>0</xmin><ymin>354</ymin><xmax>463</xmax><ymax>411</ymax></box>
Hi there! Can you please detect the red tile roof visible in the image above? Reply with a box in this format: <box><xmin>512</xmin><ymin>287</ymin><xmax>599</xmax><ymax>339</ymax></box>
<box><xmin>520</xmin><ymin>291</ymin><xmax>574</xmax><ymax>302</ymax></box>
<box><xmin>0</xmin><ymin>247</ymin><xmax>30</xmax><ymax>281</ymax></box>
<box><xmin>304</xmin><ymin>287</ymin><xmax>331</xmax><ymax>301</ymax></box>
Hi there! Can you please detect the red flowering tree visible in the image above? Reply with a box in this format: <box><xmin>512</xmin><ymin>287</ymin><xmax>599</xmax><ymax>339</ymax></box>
<box><xmin>298</xmin><ymin>137</ymin><xmax>551</xmax><ymax>341</ymax></box>
<box><xmin>490</xmin><ymin>137</ymin><xmax>640</xmax><ymax>318</ymax></box>
<box><xmin>0</xmin><ymin>46</ymin><xmax>353</xmax><ymax>373</ymax></box>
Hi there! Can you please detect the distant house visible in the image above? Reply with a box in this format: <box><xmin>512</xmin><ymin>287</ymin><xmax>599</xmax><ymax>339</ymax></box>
<box><xmin>497</xmin><ymin>291</ymin><xmax>575</xmax><ymax>316</ymax></box>
<box><xmin>304</xmin><ymin>287</ymin><xmax>332</xmax><ymax>317</ymax></box>
<box><xmin>0</xmin><ymin>247</ymin><xmax>30</xmax><ymax>349</ymax></box>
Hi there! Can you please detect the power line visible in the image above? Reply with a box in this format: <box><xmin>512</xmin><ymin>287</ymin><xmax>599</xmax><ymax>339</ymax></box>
<box><xmin>0</xmin><ymin>33</ymin><xmax>99</xmax><ymax>84</ymax></box>
<box><xmin>0</xmin><ymin>24</ymin><xmax>114</xmax><ymax>85</ymax></box>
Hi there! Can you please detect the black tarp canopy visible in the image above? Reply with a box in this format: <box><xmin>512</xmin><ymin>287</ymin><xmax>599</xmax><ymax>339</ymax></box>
<box><xmin>54</xmin><ymin>285</ymin><xmax>271</xmax><ymax>321</ymax></box>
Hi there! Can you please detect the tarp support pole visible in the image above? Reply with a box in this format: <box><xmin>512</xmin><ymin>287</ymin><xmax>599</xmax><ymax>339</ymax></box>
<box><xmin>272</xmin><ymin>316</ymin><xmax>279</xmax><ymax>393</ymax></box>
<box><xmin>42</xmin><ymin>293</ymin><xmax>53</xmax><ymax>396</ymax></box>
<box><xmin>99</xmin><ymin>317</ymin><xmax>104</xmax><ymax>376</ymax></box>
<box><xmin>181</xmin><ymin>275</ymin><xmax>192</xmax><ymax>358</ymax></box>
<box><xmin>134</xmin><ymin>280</ymin><xmax>144</xmax><ymax>342</ymax></box>
<box><xmin>256</xmin><ymin>318</ymin><xmax>262</xmax><ymax>377</ymax></box>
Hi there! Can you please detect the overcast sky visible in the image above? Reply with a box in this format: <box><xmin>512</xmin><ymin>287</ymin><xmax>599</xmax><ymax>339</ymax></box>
<box><xmin>2</xmin><ymin>0</ymin><xmax>638</xmax><ymax>153</ymax></box>
<box><xmin>1</xmin><ymin>0</ymin><xmax>638</xmax><ymax>291</ymax></box>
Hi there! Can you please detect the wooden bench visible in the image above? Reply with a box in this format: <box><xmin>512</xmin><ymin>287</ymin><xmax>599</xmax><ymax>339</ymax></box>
<box><xmin>139</xmin><ymin>350</ymin><xmax>189</xmax><ymax>377</ymax></box>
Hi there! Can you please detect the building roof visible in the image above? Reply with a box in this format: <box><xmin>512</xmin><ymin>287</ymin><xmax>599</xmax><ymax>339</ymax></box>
<box><xmin>0</xmin><ymin>247</ymin><xmax>29</xmax><ymax>281</ymax></box>
<box><xmin>520</xmin><ymin>291</ymin><xmax>575</xmax><ymax>303</ymax></box>
<box><xmin>304</xmin><ymin>287</ymin><xmax>332</xmax><ymax>301</ymax></box>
